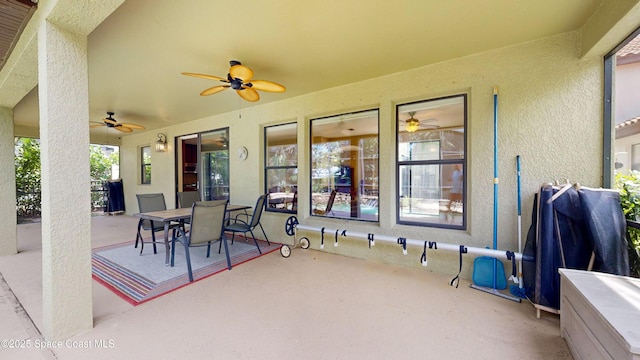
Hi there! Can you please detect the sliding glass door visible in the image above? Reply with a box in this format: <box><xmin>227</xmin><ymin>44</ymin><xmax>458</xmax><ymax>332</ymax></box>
<box><xmin>176</xmin><ymin>128</ymin><xmax>229</xmax><ymax>202</ymax></box>
<box><xmin>200</xmin><ymin>129</ymin><xmax>229</xmax><ymax>200</ymax></box>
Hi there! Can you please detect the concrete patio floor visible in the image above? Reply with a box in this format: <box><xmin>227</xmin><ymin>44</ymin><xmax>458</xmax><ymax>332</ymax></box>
<box><xmin>0</xmin><ymin>215</ymin><xmax>572</xmax><ymax>359</ymax></box>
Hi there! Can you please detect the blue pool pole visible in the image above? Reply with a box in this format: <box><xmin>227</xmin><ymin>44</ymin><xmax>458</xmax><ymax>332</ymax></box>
<box><xmin>493</xmin><ymin>86</ymin><xmax>499</xmax><ymax>289</ymax></box>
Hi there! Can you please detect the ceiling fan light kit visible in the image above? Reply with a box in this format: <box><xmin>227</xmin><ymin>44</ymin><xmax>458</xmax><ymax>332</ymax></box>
<box><xmin>182</xmin><ymin>60</ymin><xmax>286</xmax><ymax>102</ymax></box>
<box><xmin>403</xmin><ymin>111</ymin><xmax>439</xmax><ymax>133</ymax></box>
<box><xmin>405</xmin><ymin>111</ymin><xmax>421</xmax><ymax>133</ymax></box>
<box><xmin>406</xmin><ymin>118</ymin><xmax>420</xmax><ymax>133</ymax></box>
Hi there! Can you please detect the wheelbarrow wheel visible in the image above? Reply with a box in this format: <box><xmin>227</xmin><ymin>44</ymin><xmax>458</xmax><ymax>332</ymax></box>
<box><xmin>280</xmin><ymin>245</ymin><xmax>291</xmax><ymax>258</ymax></box>
<box><xmin>285</xmin><ymin>216</ymin><xmax>298</xmax><ymax>236</ymax></box>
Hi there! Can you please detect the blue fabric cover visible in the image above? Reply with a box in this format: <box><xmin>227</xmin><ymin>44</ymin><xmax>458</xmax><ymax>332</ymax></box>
<box><xmin>523</xmin><ymin>185</ymin><xmax>629</xmax><ymax>311</ymax></box>
<box><xmin>106</xmin><ymin>180</ymin><xmax>125</xmax><ymax>212</ymax></box>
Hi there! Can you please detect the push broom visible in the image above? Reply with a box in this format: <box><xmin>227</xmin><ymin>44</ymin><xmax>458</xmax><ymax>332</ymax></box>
<box><xmin>510</xmin><ymin>155</ymin><xmax>527</xmax><ymax>298</ymax></box>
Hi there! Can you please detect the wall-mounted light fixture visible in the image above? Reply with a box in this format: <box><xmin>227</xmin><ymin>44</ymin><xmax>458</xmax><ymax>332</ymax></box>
<box><xmin>156</xmin><ymin>133</ymin><xmax>167</xmax><ymax>152</ymax></box>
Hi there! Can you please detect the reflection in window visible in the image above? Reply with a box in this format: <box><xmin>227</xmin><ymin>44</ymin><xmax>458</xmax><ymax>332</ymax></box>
<box><xmin>397</xmin><ymin>95</ymin><xmax>466</xmax><ymax>229</ymax></box>
<box><xmin>610</xmin><ymin>31</ymin><xmax>640</xmax><ymax>182</ymax></box>
<box><xmin>201</xmin><ymin>129</ymin><xmax>229</xmax><ymax>200</ymax></box>
<box><xmin>141</xmin><ymin>146</ymin><xmax>151</xmax><ymax>184</ymax></box>
<box><xmin>265</xmin><ymin>123</ymin><xmax>298</xmax><ymax>213</ymax></box>
<box><xmin>311</xmin><ymin>110</ymin><xmax>379</xmax><ymax>221</ymax></box>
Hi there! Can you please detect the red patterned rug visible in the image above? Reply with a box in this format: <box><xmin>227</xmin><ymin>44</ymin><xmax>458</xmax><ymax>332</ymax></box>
<box><xmin>92</xmin><ymin>237</ymin><xmax>279</xmax><ymax>305</ymax></box>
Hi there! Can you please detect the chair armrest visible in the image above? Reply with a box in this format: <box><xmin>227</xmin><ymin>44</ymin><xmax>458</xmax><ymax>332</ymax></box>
<box><xmin>172</xmin><ymin>225</ymin><xmax>188</xmax><ymax>241</ymax></box>
<box><xmin>227</xmin><ymin>218</ymin><xmax>250</xmax><ymax>227</ymax></box>
<box><xmin>234</xmin><ymin>212</ymin><xmax>251</xmax><ymax>221</ymax></box>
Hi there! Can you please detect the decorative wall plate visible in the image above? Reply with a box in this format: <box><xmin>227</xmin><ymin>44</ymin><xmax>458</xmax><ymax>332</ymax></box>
<box><xmin>238</xmin><ymin>146</ymin><xmax>248</xmax><ymax>161</ymax></box>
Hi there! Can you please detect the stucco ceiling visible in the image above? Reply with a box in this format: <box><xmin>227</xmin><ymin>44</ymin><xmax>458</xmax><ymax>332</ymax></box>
<box><xmin>7</xmin><ymin>0</ymin><xmax>604</xmax><ymax>139</ymax></box>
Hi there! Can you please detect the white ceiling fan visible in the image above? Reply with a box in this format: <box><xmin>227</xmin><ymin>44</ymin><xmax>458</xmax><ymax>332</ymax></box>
<box><xmin>404</xmin><ymin>112</ymin><xmax>439</xmax><ymax>132</ymax></box>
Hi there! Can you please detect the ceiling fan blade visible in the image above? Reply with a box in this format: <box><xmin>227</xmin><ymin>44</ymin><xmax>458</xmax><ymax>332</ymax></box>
<box><xmin>249</xmin><ymin>80</ymin><xmax>286</xmax><ymax>93</ymax></box>
<box><xmin>229</xmin><ymin>64</ymin><xmax>253</xmax><ymax>81</ymax></box>
<box><xmin>200</xmin><ymin>85</ymin><xmax>230</xmax><ymax>96</ymax></box>
<box><xmin>181</xmin><ymin>72</ymin><xmax>226</xmax><ymax>81</ymax></box>
<box><xmin>121</xmin><ymin>123</ymin><xmax>145</xmax><ymax>130</ymax></box>
<box><xmin>237</xmin><ymin>87</ymin><xmax>259</xmax><ymax>102</ymax></box>
<box><xmin>114</xmin><ymin>126</ymin><xmax>132</xmax><ymax>133</ymax></box>
<box><xmin>90</xmin><ymin>124</ymin><xmax>106</xmax><ymax>128</ymax></box>
<box><xmin>103</xmin><ymin>118</ymin><xmax>117</xmax><ymax>125</ymax></box>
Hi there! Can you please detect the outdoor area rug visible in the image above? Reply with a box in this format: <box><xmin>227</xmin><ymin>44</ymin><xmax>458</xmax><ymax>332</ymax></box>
<box><xmin>92</xmin><ymin>237</ymin><xmax>279</xmax><ymax>306</ymax></box>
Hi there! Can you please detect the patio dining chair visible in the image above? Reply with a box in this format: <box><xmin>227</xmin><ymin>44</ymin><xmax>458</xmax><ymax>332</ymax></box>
<box><xmin>170</xmin><ymin>200</ymin><xmax>231</xmax><ymax>282</ymax></box>
<box><xmin>135</xmin><ymin>193</ymin><xmax>179</xmax><ymax>255</ymax></box>
<box><xmin>313</xmin><ymin>189</ymin><xmax>337</xmax><ymax>216</ymax></box>
<box><xmin>287</xmin><ymin>191</ymin><xmax>298</xmax><ymax>212</ymax></box>
<box><xmin>177</xmin><ymin>191</ymin><xmax>201</xmax><ymax>209</ymax></box>
<box><xmin>178</xmin><ymin>191</ymin><xmax>201</xmax><ymax>226</ymax></box>
<box><xmin>224</xmin><ymin>194</ymin><xmax>269</xmax><ymax>254</ymax></box>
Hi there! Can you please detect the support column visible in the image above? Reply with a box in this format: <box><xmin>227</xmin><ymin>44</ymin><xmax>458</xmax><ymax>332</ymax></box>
<box><xmin>0</xmin><ymin>107</ymin><xmax>17</xmax><ymax>256</ymax></box>
<box><xmin>38</xmin><ymin>20</ymin><xmax>92</xmax><ymax>341</ymax></box>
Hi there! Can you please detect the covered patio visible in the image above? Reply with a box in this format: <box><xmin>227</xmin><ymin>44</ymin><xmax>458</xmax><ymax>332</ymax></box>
<box><xmin>1</xmin><ymin>0</ymin><xmax>640</xmax><ymax>357</ymax></box>
<box><xmin>1</xmin><ymin>215</ymin><xmax>570</xmax><ymax>359</ymax></box>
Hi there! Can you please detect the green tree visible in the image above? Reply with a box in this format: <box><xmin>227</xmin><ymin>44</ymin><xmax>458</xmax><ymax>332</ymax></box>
<box><xmin>615</xmin><ymin>170</ymin><xmax>640</xmax><ymax>277</ymax></box>
<box><xmin>14</xmin><ymin>138</ymin><xmax>41</xmax><ymax>217</ymax></box>
<box><xmin>89</xmin><ymin>145</ymin><xmax>119</xmax><ymax>211</ymax></box>
<box><xmin>15</xmin><ymin>139</ymin><xmax>120</xmax><ymax>218</ymax></box>
<box><xmin>90</xmin><ymin>144</ymin><xmax>118</xmax><ymax>180</ymax></box>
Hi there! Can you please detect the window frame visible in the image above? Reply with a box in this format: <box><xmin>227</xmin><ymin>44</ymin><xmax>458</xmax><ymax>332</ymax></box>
<box><xmin>604</xmin><ymin>27</ymin><xmax>640</xmax><ymax>188</ymax></box>
<box><xmin>141</xmin><ymin>145</ymin><xmax>151</xmax><ymax>185</ymax></box>
<box><xmin>264</xmin><ymin>122</ymin><xmax>298</xmax><ymax>214</ymax></box>
<box><xmin>309</xmin><ymin>109</ymin><xmax>380</xmax><ymax>222</ymax></box>
<box><xmin>395</xmin><ymin>94</ymin><xmax>467</xmax><ymax>230</ymax></box>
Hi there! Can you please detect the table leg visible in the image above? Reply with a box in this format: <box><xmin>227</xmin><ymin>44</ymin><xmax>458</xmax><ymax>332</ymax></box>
<box><xmin>163</xmin><ymin>221</ymin><xmax>170</xmax><ymax>266</ymax></box>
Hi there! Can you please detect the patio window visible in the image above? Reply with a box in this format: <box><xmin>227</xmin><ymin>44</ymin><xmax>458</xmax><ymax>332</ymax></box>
<box><xmin>200</xmin><ymin>129</ymin><xmax>230</xmax><ymax>200</ymax></box>
<box><xmin>141</xmin><ymin>146</ymin><xmax>151</xmax><ymax>184</ymax></box>
<box><xmin>397</xmin><ymin>94</ymin><xmax>467</xmax><ymax>229</ymax></box>
<box><xmin>606</xmin><ymin>27</ymin><xmax>640</xmax><ymax>187</ymax></box>
<box><xmin>310</xmin><ymin>109</ymin><xmax>379</xmax><ymax>222</ymax></box>
<box><xmin>265</xmin><ymin>122</ymin><xmax>298</xmax><ymax>213</ymax></box>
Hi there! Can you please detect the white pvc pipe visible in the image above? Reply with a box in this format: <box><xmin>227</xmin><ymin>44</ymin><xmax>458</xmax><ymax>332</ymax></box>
<box><xmin>296</xmin><ymin>224</ymin><xmax>524</xmax><ymax>261</ymax></box>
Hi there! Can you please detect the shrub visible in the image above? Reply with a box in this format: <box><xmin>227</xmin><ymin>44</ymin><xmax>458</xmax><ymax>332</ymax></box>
<box><xmin>615</xmin><ymin>171</ymin><xmax>640</xmax><ymax>277</ymax></box>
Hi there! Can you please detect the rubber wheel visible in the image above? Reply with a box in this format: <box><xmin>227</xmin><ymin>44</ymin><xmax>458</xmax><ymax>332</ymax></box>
<box><xmin>299</xmin><ymin>237</ymin><xmax>310</xmax><ymax>249</ymax></box>
<box><xmin>280</xmin><ymin>245</ymin><xmax>291</xmax><ymax>258</ymax></box>
<box><xmin>285</xmin><ymin>216</ymin><xmax>299</xmax><ymax>236</ymax></box>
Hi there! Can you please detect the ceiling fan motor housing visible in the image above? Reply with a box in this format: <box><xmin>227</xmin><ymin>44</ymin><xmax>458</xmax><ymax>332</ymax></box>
<box><xmin>105</xmin><ymin>112</ymin><xmax>116</xmax><ymax>127</ymax></box>
<box><xmin>228</xmin><ymin>75</ymin><xmax>244</xmax><ymax>90</ymax></box>
<box><xmin>227</xmin><ymin>61</ymin><xmax>248</xmax><ymax>90</ymax></box>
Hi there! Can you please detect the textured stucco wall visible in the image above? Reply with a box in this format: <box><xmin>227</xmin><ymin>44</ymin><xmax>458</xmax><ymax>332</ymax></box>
<box><xmin>122</xmin><ymin>32</ymin><xmax>603</xmax><ymax>278</ymax></box>
<box><xmin>39</xmin><ymin>20</ymin><xmax>93</xmax><ymax>341</ymax></box>
<box><xmin>0</xmin><ymin>107</ymin><xmax>17</xmax><ymax>256</ymax></box>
